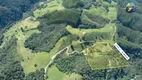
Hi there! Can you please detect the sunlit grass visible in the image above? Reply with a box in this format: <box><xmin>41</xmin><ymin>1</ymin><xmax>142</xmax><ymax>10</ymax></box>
<box><xmin>47</xmin><ymin>66</ymin><xmax>82</xmax><ymax>80</ymax></box>
<box><xmin>84</xmin><ymin>42</ymin><xmax>129</xmax><ymax>70</ymax></box>
<box><xmin>34</xmin><ymin>0</ymin><xmax>65</xmax><ymax>18</ymax></box>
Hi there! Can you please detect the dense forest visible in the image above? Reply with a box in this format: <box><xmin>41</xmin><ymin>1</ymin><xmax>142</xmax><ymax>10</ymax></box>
<box><xmin>0</xmin><ymin>0</ymin><xmax>40</xmax><ymax>28</ymax></box>
<box><xmin>0</xmin><ymin>0</ymin><xmax>142</xmax><ymax>80</ymax></box>
<box><xmin>25</xmin><ymin>23</ymin><xmax>69</xmax><ymax>52</ymax></box>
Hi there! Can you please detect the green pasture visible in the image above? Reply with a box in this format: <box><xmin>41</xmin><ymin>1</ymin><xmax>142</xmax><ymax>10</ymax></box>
<box><xmin>47</xmin><ymin>66</ymin><xmax>82</xmax><ymax>80</ymax></box>
<box><xmin>34</xmin><ymin>0</ymin><xmax>65</xmax><ymax>18</ymax></box>
<box><xmin>84</xmin><ymin>42</ymin><xmax>129</xmax><ymax>70</ymax></box>
<box><xmin>66</xmin><ymin>24</ymin><xmax>115</xmax><ymax>42</ymax></box>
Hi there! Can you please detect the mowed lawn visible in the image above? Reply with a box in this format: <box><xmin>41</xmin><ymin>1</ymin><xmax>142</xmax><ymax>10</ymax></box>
<box><xmin>84</xmin><ymin>42</ymin><xmax>129</xmax><ymax>70</ymax></box>
<box><xmin>47</xmin><ymin>66</ymin><xmax>82</xmax><ymax>80</ymax></box>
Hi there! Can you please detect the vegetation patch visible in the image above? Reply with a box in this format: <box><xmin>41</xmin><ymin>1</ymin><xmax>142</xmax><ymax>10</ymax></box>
<box><xmin>84</xmin><ymin>42</ymin><xmax>129</xmax><ymax>70</ymax></box>
<box><xmin>71</xmin><ymin>41</ymin><xmax>86</xmax><ymax>52</ymax></box>
<box><xmin>58</xmin><ymin>35</ymin><xmax>79</xmax><ymax>50</ymax></box>
<box><xmin>47</xmin><ymin>9</ymin><xmax>81</xmax><ymax>26</ymax></box>
<box><xmin>108</xmin><ymin>7</ymin><xmax>117</xmax><ymax>22</ymax></box>
<box><xmin>54</xmin><ymin>52</ymin><xmax>90</xmax><ymax>74</ymax></box>
<box><xmin>81</xmin><ymin>6</ymin><xmax>109</xmax><ymax>28</ymax></box>
<box><xmin>66</xmin><ymin>24</ymin><xmax>114</xmax><ymax>42</ymax></box>
<box><xmin>62</xmin><ymin>0</ymin><xmax>84</xmax><ymax>8</ymax></box>
<box><xmin>47</xmin><ymin>66</ymin><xmax>82</xmax><ymax>80</ymax></box>
<box><xmin>3</xmin><ymin>17</ymin><xmax>68</xmax><ymax>74</ymax></box>
<box><xmin>34</xmin><ymin>0</ymin><xmax>65</xmax><ymax>18</ymax></box>
<box><xmin>25</xmin><ymin>23</ymin><xmax>69</xmax><ymax>52</ymax></box>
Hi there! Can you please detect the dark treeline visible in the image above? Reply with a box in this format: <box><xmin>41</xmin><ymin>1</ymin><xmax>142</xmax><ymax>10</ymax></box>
<box><xmin>0</xmin><ymin>0</ymin><xmax>40</xmax><ymax>28</ymax></box>
<box><xmin>0</xmin><ymin>37</ymin><xmax>25</xmax><ymax>80</ymax></box>
<box><xmin>117</xmin><ymin>0</ymin><xmax>142</xmax><ymax>57</ymax></box>
<box><xmin>115</xmin><ymin>0</ymin><xmax>142</xmax><ymax>79</ymax></box>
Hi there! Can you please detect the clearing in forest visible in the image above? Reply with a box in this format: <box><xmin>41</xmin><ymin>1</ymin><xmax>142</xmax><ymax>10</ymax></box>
<box><xmin>47</xmin><ymin>66</ymin><xmax>82</xmax><ymax>80</ymax></box>
<box><xmin>83</xmin><ymin>42</ymin><xmax>129</xmax><ymax>70</ymax></box>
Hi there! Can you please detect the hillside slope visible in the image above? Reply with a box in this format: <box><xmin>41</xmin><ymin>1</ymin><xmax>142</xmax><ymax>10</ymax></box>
<box><xmin>0</xmin><ymin>0</ymin><xmax>142</xmax><ymax>80</ymax></box>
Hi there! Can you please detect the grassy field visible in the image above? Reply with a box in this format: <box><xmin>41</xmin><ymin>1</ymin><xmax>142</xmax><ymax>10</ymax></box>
<box><xmin>4</xmin><ymin>17</ymin><xmax>39</xmax><ymax>41</ymax></box>
<box><xmin>71</xmin><ymin>41</ymin><xmax>86</xmax><ymax>52</ymax></box>
<box><xmin>47</xmin><ymin>66</ymin><xmax>82</xmax><ymax>80</ymax></box>
<box><xmin>84</xmin><ymin>42</ymin><xmax>129</xmax><ymax>70</ymax></box>
<box><xmin>34</xmin><ymin>0</ymin><xmax>65</xmax><ymax>18</ymax></box>
<box><xmin>108</xmin><ymin>7</ymin><xmax>117</xmax><ymax>22</ymax></box>
<box><xmin>67</xmin><ymin>25</ymin><xmax>113</xmax><ymax>35</ymax></box>
<box><xmin>66</xmin><ymin>24</ymin><xmax>115</xmax><ymax>42</ymax></box>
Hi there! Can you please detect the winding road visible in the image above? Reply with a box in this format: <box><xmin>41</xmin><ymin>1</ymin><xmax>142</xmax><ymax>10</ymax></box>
<box><xmin>44</xmin><ymin>45</ymin><xmax>70</xmax><ymax>78</ymax></box>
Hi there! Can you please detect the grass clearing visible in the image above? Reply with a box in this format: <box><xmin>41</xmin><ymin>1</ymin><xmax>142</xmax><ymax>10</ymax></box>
<box><xmin>72</xmin><ymin>41</ymin><xmax>86</xmax><ymax>52</ymax></box>
<box><xmin>47</xmin><ymin>66</ymin><xmax>82</xmax><ymax>80</ymax></box>
<box><xmin>34</xmin><ymin>0</ymin><xmax>65</xmax><ymax>18</ymax></box>
<box><xmin>66</xmin><ymin>25</ymin><xmax>113</xmax><ymax>36</ymax></box>
<box><xmin>4</xmin><ymin>17</ymin><xmax>39</xmax><ymax>41</ymax></box>
<box><xmin>108</xmin><ymin>7</ymin><xmax>117</xmax><ymax>22</ymax></box>
<box><xmin>66</xmin><ymin>24</ymin><xmax>115</xmax><ymax>42</ymax></box>
<box><xmin>84</xmin><ymin>42</ymin><xmax>129</xmax><ymax>70</ymax></box>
